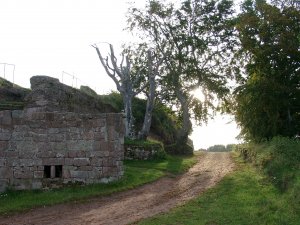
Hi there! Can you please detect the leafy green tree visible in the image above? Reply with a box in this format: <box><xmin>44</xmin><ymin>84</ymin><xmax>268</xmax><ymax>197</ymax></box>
<box><xmin>128</xmin><ymin>0</ymin><xmax>235</xmax><ymax>147</ymax></box>
<box><xmin>233</xmin><ymin>0</ymin><xmax>300</xmax><ymax>141</ymax></box>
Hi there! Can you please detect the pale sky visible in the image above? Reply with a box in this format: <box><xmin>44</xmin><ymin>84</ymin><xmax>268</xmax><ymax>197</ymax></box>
<box><xmin>0</xmin><ymin>0</ymin><xmax>241</xmax><ymax>149</ymax></box>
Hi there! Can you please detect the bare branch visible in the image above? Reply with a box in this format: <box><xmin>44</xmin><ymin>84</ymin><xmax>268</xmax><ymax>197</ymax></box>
<box><xmin>91</xmin><ymin>44</ymin><xmax>121</xmax><ymax>90</ymax></box>
<box><xmin>109</xmin><ymin>44</ymin><xmax>124</xmax><ymax>78</ymax></box>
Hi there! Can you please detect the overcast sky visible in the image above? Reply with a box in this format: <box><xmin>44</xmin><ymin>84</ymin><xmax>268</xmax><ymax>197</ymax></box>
<box><xmin>0</xmin><ymin>0</ymin><xmax>240</xmax><ymax>149</ymax></box>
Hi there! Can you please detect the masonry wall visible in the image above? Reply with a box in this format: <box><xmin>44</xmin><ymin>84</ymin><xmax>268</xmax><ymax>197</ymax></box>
<box><xmin>0</xmin><ymin>110</ymin><xmax>125</xmax><ymax>192</ymax></box>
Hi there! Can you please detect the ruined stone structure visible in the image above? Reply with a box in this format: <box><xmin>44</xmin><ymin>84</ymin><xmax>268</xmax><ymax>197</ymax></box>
<box><xmin>0</xmin><ymin>76</ymin><xmax>125</xmax><ymax>192</ymax></box>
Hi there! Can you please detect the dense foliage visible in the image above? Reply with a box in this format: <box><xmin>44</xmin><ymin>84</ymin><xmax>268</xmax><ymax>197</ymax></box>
<box><xmin>124</xmin><ymin>138</ymin><xmax>167</xmax><ymax>160</ymax></box>
<box><xmin>237</xmin><ymin>137</ymin><xmax>300</xmax><ymax>193</ymax></box>
<box><xmin>207</xmin><ymin>144</ymin><xmax>236</xmax><ymax>152</ymax></box>
<box><xmin>99</xmin><ymin>92</ymin><xmax>180</xmax><ymax>144</ymax></box>
<box><xmin>233</xmin><ymin>0</ymin><xmax>300</xmax><ymax>142</ymax></box>
<box><xmin>128</xmin><ymin>0</ymin><xmax>236</xmax><ymax>145</ymax></box>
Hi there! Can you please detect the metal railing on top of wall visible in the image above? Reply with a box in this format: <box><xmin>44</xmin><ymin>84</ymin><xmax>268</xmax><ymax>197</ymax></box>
<box><xmin>61</xmin><ymin>71</ymin><xmax>98</xmax><ymax>94</ymax></box>
<box><xmin>0</xmin><ymin>63</ymin><xmax>108</xmax><ymax>95</ymax></box>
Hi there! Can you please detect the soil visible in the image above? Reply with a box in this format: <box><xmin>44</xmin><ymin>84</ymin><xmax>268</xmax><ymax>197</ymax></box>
<box><xmin>0</xmin><ymin>152</ymin><xmax>235</xmax><ymax>225</ymax></box>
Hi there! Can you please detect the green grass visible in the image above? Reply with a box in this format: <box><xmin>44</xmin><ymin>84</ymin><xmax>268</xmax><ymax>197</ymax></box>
<box><xmin>125</xmin><ymin>154</ymin><xmax>198</xmax><ymax>174</ymax></box>
<box><xmin>137</xmin><ymin>154</ymin><xmax>300</xmax><ymax>225</ymax></box>
<box><xmin>0</xmin><ymin>154</ymin><xmax>198</xmax><ymax>215</ymax></box>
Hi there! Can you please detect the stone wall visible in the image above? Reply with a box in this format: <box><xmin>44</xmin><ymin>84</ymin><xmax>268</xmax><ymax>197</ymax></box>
<box><xmin>24</xmin><ymin>76</ymin><xmax>116</xmax><ymax>113</ymax></box>
<box><xmin>0</xmin><ymin>110</ymin><xmax>124</xmax><ymax>192</ymax></box>
<box><xmin>124</xmin><ymin>143</ymin><xmax>166</xmax><ymax>160</ymax></box>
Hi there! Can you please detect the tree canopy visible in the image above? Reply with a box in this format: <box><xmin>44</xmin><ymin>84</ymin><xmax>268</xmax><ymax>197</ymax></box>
<box><xmin>233</xmin><ymin>0</ymin><xmax>300</xmax><ymax>141</ymax></box>
<box><xmin>128</xmin><ymin>0</ymin><xmax>236</xmax><ymax>146</ymax></box>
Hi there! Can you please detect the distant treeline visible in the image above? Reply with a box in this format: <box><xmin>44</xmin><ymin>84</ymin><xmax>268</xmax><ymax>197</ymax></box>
<box><xmin>206</xmin><ymin>144</ymin><xmax>237</xmax><ymax>152</ymax></box>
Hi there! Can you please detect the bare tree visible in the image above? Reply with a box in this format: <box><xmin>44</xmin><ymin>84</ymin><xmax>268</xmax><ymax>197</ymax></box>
<box><xmin>137</xmin><ymin>50</ymin><xmax>163</xmax><ymax>140</ymax></box>
<box><xmin>92</xmin><ymin>43</ymin><xmax>147</xmax><ymax>137</ymax></box>
<box><xmin>92</xmin><ymin>43</ymin><xmax>162</xmax><ymax>139</ymax></box>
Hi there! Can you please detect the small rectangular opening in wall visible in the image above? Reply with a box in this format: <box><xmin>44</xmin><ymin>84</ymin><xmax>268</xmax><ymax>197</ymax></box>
<box><xmin>44</xmin><ymin>165</ymin><xmax>51</xmax><ymax>178</ymax></box>
<box><xmin>55</xmin><ymin>165</ymin><xmax>62</xmax><ymax>178</ymax></box>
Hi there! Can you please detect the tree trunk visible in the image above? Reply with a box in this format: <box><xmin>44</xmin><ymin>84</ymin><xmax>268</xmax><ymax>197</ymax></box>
<box><xmin>138</xmin><ymin>74</ymin><xmax>156</xmax><ymax>140</ymax></box>
<box><xmin>176</xmin><ymin>89</ymin><xmax>192</xmax><ymax>143</ymax></box>
<box><xmin>122</xmin><ymin>92</ymin><xmax>135</xmax><ymax>138</ymax></box>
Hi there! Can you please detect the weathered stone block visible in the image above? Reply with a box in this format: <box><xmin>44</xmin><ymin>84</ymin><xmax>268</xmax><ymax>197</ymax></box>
<box><xmin>45</xmin><ymin>112</ymin><xmax>54</xmax><ymax>121</ymax></box>
<box><xmin>0</xmin><ymin>132</ymin><xmax>11</xmax><ymax>141</ymax></box>
<box><xmin>11</xmin><ymin>179</ymin><xmax>32</xmax><ymax>190</ymax></box>
<box><xmin>14</xmin><ymin>169</ymin><xmax>33</xmax><ymax>179</ymax></box>
<box><xmin>67</xmin><ymin>151</ymin><xmax>77</xmax><ymax>158</ymax></box>
<box><xmin>0</xmin><ymin>179</ymin><xmax>8</xmax><ymax>192</ymax></box>
<box><xmin>61</xmin><ymin>168</ymin><xmax>70</xmax><ymax>179</ymax></box>
<box><xmin>56</xmin><ymin>152</ymin><xmax>64</xmax><ymax>158</ymax></box>
<box><xmin>49</xmin><ymin>134</ymin><xmax>65</xmax><ymax>142</ymax></box>
<box><xmin>90</xmin><ymin>158</ymin><xmax>103</xmax><ymax>167</ymax></box>
<box><xmin>76</xmin><ymin>151</ymin><xmax>86</xmax><ymax>158</ymax></box>
<box><xmin>51</xmin><ymin>142</ymin><xmax>67</xmax><ymax>152</ymax></box>
<box><xmin>19</xmin><ymin>151</ymin><xmax>37</xmax><ymax>159</ymax></box>
<box><xmin>42</xmin><ymin>158</ymin><xmax>64</xmax><ymax>165</ymax></box>
<box><xmin>73</xmin><ymin>158</ymin><xmax>90</xmax><ymax>166</ymax></box>
<box><xmin>108</xmin><ymin>126</ymin><xmax>118</xmax><ymax>141</ymax></box>
<box><xmin>66</xmin><ymin>132</ymin><xmax>80</xmax><ymax>140</ymax></box>
<box><xmin>16</xmin><ymin>141</ymin><xmax>37</xmax><ymax>152</ymax></box>
<box><xmin>82</xmin><ymin>131</ymin><xmax>94</xmax><ymax>140</ymax></box>
<box><xmin>0</xmin><ymin>141</ymin><xmax>8</xmax><ymax>151</ymax></box>
<box><xmin>0</xmin><ymin>167</ymin><xmax>12</xmax><ymax>178</ymax></box>
<box><xmin>30</xmin><ymin>112</ymin><xmax>45</xmax><ymax>120</ymax></box>
<box><xmin>19</xmin><ymin>159</ymin><xmax>42</xmax><ymax>167</ymax></box>
<box><xmin>102</xmin><ymin>159</ymin><xmax>110</xmax><ymax>167</ymax></box>
<box><xmin>11</xmin><ymin>132</ymin><xmax>24</xmax><ymax>141</ymax></box>
<box><xmin>92</xmin><ymin>151</ymin><xmax>109</xmax><ymax>158</ymax></box>
<box><xmin>5</xmin><ymin>151</ymin><xmax>18</xmax><ymax>158</ymax></box>
<box><xmin>79</xmin><ymin>166</ymin><xmax>93</xmax><ymax>171</ymax></box>
<box><xmin>94</xmin><ymin>132</ymin><xmax>106</xmax><ymax>141</ymax></box>
<box><xmin>6</xmin><ymin>158</ymin><xmax>19</xmax><ymax>166</ymax></box>
<box><xmin>64</xmin><ymin>158</ymin><xmax>74</xmax><ymax>166</ymax></box>
<box><xmin>93</xmin><ymin>141</ymin><xmax>109</xmax><ymax>152</ymax></box>
<box><xmin>34</xmin><ymin>171</ymin><xmax>44</xmax><ymax>179</ymax></box>
<box><xmin>36</xmin><ymin>150</ymin><xmax>56</xmax><ymax>158</ymax></box>
<box><xmin>32</xmin><ymin>180</ymin><xmax>42</xmax><ymax>189</ymax></box>
<box><xmin>70</xmin><ymin>170</ymin><xmax>89</xmax><ymax>179</ymax></box>
<box><xmin>13</xmin><ymin>125</ymin><xmax>29</xmax><ymax>132</ymax></box>
<box><xmin>66</xmin><ymin>141</ymin><xmax>81</xmax><ymax>151</ymax></box>
<box><xmin>99</xmin><ymin>177</ymin><xmax>109</xmax><ymax>184</ymax></box>
<box><xmin>77</xmin><ymin>141</ymin><xmax>93</xmax><ymax>152</ymax></box>
<box><xmin>48</xmin><ymin>128</ymin><xmax>60</xmax><ymax>134</ymax></box>
<box><xmin>0</xmin><ymin>111</ymin><xmax>12</xmax><ymax>126</ymax></box>
<box><xmin>0</xmin><ymin>159</ymin><xmax>6</xmax><ymax>166</ymax></box>
<box><xmin>12</xmin><ymin>110</ymin><xmax>24</xmax><ymax>119</ymax></box>
<box><xmin>32</xmin><ymin>133</ymin><xmax>48</xmax><ymax>142</ymax></box>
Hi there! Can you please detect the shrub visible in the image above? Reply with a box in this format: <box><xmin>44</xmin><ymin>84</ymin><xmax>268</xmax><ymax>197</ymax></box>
<box><xmin>100</xmin><ymin>92</ymin><xmax>179</xmax><ymax>144</ymax></box>
<box><xmin>236</xmin><ymin>137</ymin><xmax>300</xmax><ymax>192</ymax></box>
<box><xmin>124</xmin><ymin>138</ymin><xmax>167</xmax><ymax>160</ymax></box>
<box><xmin>165</xmin><ymin>143</ymin><xmax>194</xmax><ymax>156</ymax></box>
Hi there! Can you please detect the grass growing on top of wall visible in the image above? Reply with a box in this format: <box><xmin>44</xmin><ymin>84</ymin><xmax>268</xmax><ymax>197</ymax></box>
<box><xmin>0</xmin><ymin>153</ymin><xmax>199</xmax><ymax>215</ymax></box>
<box><xmin>137</xmin><ymin>153</ymin><xmax>300</xmax><ymax>225</ymax></box>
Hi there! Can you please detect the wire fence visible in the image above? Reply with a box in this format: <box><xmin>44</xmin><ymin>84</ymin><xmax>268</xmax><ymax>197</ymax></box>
<box><xmin>60</xmin><ymin>71</ymin><xmax>98</xmax><ymax>93</ymax></box>
<box><xmin>0</xmin><ymin>63</ymin><xmax>101</xmax><ymax>94</ymax></box>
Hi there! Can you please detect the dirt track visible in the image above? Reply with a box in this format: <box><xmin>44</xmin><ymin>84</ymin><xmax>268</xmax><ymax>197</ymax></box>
<box><xmin>0</xmin><ymin>152</ymin><xmax>235</xmax><ymax>225</ymax></box>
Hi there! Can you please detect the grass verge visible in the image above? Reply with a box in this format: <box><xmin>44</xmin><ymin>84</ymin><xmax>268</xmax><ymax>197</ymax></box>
<box><xmin>137</xmin><ymin>153</ymin><xmax>300</xmax><ymax>225</ymax></box>
<box><xmin>125</xmin><ymin>153</ymin><xmax>198</xmax><ymax>174</ymax></box>
<box><xmin>0</xmin><ymin>154</ymin><xmax>198</xmax><ymax>215</ymax></box>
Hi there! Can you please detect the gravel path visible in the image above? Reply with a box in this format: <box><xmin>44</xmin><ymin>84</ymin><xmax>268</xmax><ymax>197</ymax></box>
<box><xmin>0</xmin><ymin>152</ymin><xmax>235</xmax><ymax>225</ymax></box>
